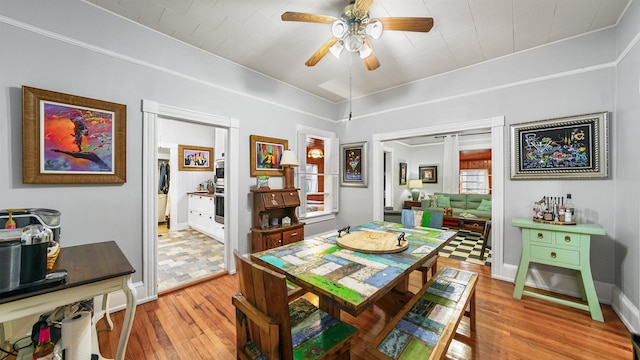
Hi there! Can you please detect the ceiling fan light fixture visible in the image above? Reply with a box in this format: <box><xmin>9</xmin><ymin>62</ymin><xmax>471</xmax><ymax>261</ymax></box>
<box><xmin>359</xmin><ymin>42</ymin><xmax>372</xmax><ymax>58</ymax></box>
<box><xmin>329</xmin><ymin>41</ymin><xmax>344</xmax><ymax>58</ymax></box>
<box><xmin>344</xmin><ymin>34</ymin><xmax>364</xmax><ymax>52</ymax></box>
<box><xmin>331</xmin><ymin>19</ymin><xmax>348</xmax><ymax>39</ymax></box>
<box><xmin>365</xmin><ymin>18</ymin><xmax>383</xmax><ymax>39</ymax></box>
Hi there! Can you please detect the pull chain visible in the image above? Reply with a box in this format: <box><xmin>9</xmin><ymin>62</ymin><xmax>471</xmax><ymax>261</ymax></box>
<box><xmin>348</xmin><ymin>54</ymin><xmax>353</xmax><ymax>121</ymax></box>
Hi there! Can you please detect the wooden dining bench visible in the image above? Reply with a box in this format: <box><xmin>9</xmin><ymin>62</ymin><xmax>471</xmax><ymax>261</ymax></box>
<box><xmin>368</xmin><ymin>267</ymin><xmax>478</xmax><ymax>360</ymax></box>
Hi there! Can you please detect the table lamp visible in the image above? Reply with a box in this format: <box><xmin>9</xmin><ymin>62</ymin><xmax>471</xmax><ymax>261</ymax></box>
<box><xmin>408</xmin><ymin>179</ymin><xmax>423</xmax><ymax>201</ymax></box>
<box><xmin>280</xmin><ymin>150</ymin><xmax>299</xmax><ymax>189</ymax></box>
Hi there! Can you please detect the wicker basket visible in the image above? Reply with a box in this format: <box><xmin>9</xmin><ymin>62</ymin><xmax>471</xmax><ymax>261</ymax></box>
<box><xmin>47</xmin><ymin>244</ymin><xmax>61</xmax><ymax>270</ymax></box>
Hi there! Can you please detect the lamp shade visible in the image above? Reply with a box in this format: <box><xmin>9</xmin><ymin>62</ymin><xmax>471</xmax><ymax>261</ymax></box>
<box><xmin>280</xmin><ymin>150</ymin><xmax>299</xmax><ymax>167</ymax></box>
<box><xmin>408</xmin><ymin>179</ymin><xmax>423</xmax><ymax>189</ymax></box>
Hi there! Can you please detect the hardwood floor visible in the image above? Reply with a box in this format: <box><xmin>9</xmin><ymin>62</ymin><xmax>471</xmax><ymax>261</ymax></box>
<box><xmin>97</xmin><ymin>257</ymin><xmax>633</xmax><ymax>359</ymax></box>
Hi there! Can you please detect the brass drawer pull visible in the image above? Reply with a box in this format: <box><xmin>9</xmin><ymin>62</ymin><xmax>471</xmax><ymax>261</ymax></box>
<box><xmin>291</xmin><ymin>232</ymin><xmax>298</xmax><ymax>237</ymax></box>
<box><xmin>537</xmin><ymin>233</ymin><xmax>544</xmax><ymax>239</ymax></box>
<box><xmin>550</xmin><ymin>252</ymin><xmax>557</xmax><ymax>258</ymax></box>
<box><xmin>565</xmin><ymin>236</ymin><xmax>571</xmax><ymax>242</ymax></box>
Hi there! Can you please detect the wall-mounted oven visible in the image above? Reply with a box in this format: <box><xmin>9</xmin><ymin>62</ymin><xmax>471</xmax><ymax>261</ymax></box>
<box><xmin>214</xmin><ymin>188</ymin><xmax>224</xmax><ymax>224</ymax></box>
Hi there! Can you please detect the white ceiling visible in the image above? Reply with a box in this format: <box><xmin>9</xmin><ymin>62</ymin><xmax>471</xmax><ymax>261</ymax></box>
<box><xmin>87</xmin><ymin>0</ymin><xmax>630</xmax><ymax>103</ymax></box>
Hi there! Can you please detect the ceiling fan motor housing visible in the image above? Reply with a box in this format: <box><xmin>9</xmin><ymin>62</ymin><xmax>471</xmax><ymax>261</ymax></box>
<box><xmin>331</xmin><ymin>4</ymin><xmax>382</xmax><ymax>53</ymax></box>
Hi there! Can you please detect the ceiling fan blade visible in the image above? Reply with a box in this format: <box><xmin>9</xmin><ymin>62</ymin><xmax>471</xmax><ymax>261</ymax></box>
<box><xmin>354</xmin><ymin>0</ymin><xmax>374</xmax><ymax>13</ymax></box>
<box><xmin>379</xmin><ymin>17</ymin><xmax>434</xmax><ymax>32</ymax></box>
<box><xmin>305</xmin><ymin>38</ymin><xmax>338</xmax><ymax>67</ymax></box>
<box><xmin>282</xmin><ymin>11</ymin><xmax>336</xmax><ymax>24</ymax></box>
<box><xmin>363</xmin><ymin>38</ymin><xmax>380</xmax><ymax>71</ymax></box>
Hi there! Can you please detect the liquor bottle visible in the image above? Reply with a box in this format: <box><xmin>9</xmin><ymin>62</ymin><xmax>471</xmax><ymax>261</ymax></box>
<box><xmin>32</xmin><ymin>325</ymin><xmax>55</xmax><ymax>360</ymax></box>
<box><xmin>565</xmin><ymin>194</ymin><xmax>573</xmax><ymax>222</ymax></box>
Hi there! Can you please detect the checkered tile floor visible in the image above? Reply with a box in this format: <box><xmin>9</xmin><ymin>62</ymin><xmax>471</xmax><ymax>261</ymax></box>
<box><xmin>438</xmin><ymin>229</ymin><xmax>491</xmax><ymax>266</ymax></box>
<box><xmin>157</xmin><ymin>228</ymin><xmax>225</xmax><ymax>292</ymax></box>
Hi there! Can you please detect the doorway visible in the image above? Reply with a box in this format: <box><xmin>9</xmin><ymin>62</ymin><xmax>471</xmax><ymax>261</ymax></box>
<box><xmin>142</xmin><ymin>100</ymin><xmax>239</xmax><ymax>300</ymax></box>
<box><xmin>371</xmin><ymin>116</ymin><xmax>505</xmax><ymax>279</ymax></box>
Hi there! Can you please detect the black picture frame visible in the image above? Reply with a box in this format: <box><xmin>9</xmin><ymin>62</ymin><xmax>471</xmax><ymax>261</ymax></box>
<box><xmin>419</xmin><ymin>165</ymin><xmax>437</xmax><ymax>183</ymax></box>
<box><xmin>399</xmin><ymin>162</ymin><xmax>407</xmax><ymax>185</ymax></box>
<box><xmin>510</xmin><ymin>112</ymin><xmax>609</xmax><ymax>179</ymax></box>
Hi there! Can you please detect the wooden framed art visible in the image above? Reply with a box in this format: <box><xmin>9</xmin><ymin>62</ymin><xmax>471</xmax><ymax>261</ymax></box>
<box><xmin>419</xmin><ymin>165</ymin><xmax>437</xmax><ymax>183</ymax></box>
<box><xmin>178</xmin><ymin>144</ymin><xmax>214</xmax><ymax>171</ymax></box>
<box><xmin>250</xmin><ymin>135</ymin><xmax>288</xmax><ymax>177</ymax></box>
<box><xmin>510</xmin><ymin>112</ymin><xmax>609</xmax><ymax>179</ymax></box>
<box><xmin>340</xmin><ymin>141</ymin><xmax>367</xmax><ymax>187</ymax></box>
<box><xmin>399</xmin><ymin>162</ymin><xmax>407</xmax><ymax>185</ymax></box>
<box><xmin>22</xmin><ymin>86</ymin><xmax>126</xmax><ymax>184</ymax></box>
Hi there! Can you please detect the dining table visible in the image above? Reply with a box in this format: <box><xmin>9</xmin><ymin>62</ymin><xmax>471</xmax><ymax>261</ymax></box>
<box><xmin>250</xmin><ymin>221</ymin><xmax>457</xmax><ymax>318</ymax></box>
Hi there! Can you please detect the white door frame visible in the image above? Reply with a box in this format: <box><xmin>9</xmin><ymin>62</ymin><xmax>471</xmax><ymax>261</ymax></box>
<box><xmin>371</xmin><ymin>116</ymin><xmax>505</xmax><ymax>279</ymax></box>
<box><xmin>141</xmin><ymin>100</ymin><xmax>240</xmax><ymax>300</ymax></box>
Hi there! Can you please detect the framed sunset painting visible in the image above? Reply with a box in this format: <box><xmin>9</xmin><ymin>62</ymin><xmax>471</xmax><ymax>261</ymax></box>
<box><xmin>22</xmin><ymin>86</ymin><xmax>126</xmax><ymax>184</ymax></box>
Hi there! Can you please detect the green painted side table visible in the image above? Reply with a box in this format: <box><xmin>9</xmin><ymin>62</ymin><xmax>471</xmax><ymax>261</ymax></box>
<box><xmin>512</xmin><ymin>217</ymin><xmax>606</xmax><ymax>322</ymax></box>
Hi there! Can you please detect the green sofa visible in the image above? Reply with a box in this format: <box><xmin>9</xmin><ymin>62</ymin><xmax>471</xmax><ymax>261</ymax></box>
<box><xmin>421</xmin><ymin>192</ymin><xmax>492</xmax><ymax>219</ymax></box>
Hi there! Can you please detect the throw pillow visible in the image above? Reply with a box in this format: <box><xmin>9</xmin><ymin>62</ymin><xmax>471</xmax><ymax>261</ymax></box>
<box><xmin>437</xmin><ymin>196</ymin><xmax>450</xmax><ymax>208</ymax></box>
<box><xmin>477</xmin><ymin>199</ymin><xmax>492</xmax><ymax>211</ymax></box>
<box><xmin>429</xmin><ymin>194</ymin><xmax>438</xmax><ymax>208</ymax></box>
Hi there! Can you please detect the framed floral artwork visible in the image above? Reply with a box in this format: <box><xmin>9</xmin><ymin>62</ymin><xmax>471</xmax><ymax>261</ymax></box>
<box><xmin>510</xmin><ymin>112</ymin><xmax>609</xmax><ymax>179</ymax></box>
<box><xmin>340</xmin><ymin>141</ymin><xmax>367</xmax><ymax>187</ymax></box>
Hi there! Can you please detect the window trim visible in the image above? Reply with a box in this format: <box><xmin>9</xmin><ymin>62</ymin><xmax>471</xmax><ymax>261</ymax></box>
<box><xmin>296</xmin><ymin>125</ymin><xmax>338</xmax><ymax>221</ymax></box>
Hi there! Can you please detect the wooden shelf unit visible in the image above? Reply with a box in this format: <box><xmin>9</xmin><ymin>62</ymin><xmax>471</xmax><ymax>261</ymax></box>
<box><xmin>251</xmin><ymin>188</ymin><xmax>304</xmax><ymax>252</ymax></box>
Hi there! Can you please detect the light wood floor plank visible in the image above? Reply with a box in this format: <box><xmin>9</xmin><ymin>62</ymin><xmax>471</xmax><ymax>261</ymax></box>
<box><xmin>97</xmin><ymin>257</ymin><xmax>633</xmax><ymax>359</ymax></box>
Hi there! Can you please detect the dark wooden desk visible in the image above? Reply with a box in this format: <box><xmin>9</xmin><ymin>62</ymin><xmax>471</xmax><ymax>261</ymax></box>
<box><xmin>0</xmin><ymin>241</ymin><xmax>136</xmax><ymax>360</ymax></box>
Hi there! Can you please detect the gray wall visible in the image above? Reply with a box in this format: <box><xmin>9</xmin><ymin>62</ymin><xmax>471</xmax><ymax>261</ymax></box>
<box><xmin>614</xmin><ymin>0</ymin><xmax>640</xmax><ymax>313</ymax></box>
<box><xmin>1</xmin><ymin>0</ymin><xmax>638</xmax><ymax>331</ymax></box>
<box><xmin>0</xmin><ymin>0</ymin><xmax>338</xmax><ymax>282</ymax></box>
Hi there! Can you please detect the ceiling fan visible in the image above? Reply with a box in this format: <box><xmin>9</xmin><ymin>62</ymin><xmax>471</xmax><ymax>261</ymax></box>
<box><xmin>282</xmin><ymin>0</ymin><xmax>434</xmax><ymax>71</ymax></box>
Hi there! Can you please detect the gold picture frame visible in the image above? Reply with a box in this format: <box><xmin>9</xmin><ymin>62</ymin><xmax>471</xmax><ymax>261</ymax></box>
<box><xmin>250</xmin><ymin>135</ymin><xmax>288</xmax><ymax>177</ymax></box>
<box><xmin>22</xmin><ymin>86</ymin><xmax>126</xmax><ymax>184</ymax></box>
<box><xmin>178</xmin><ymin>144</ymin><xmax>214</xmax><ymax>171</ymax></box>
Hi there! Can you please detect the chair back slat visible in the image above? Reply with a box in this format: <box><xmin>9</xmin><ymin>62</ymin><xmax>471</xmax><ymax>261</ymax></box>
<box><xmin>234</xmin><ymin>250</ymin><xmax>294</xmax><ymax>360</ymax></box>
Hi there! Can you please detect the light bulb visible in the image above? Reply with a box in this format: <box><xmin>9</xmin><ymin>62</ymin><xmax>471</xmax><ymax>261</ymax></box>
<box><xmin>344</xmin><ymin>34</ymin><xmax>364</xmax><ymax>52</ymax></box>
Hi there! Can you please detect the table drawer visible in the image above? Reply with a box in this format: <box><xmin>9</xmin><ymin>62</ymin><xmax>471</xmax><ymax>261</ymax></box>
<box><xmin>524</xmin><ymin>229</ymin><xmax>553</xmax><ymax>244</ymax></box>
<box><xmin>553</xmin><ymin>232</ymin><xmax>581</xmax><ymax>247</ymax></box>
<box><xmin>530</xmin><ymin>245</ymin><xmax>580</xmax><ymax>266</ymax></box>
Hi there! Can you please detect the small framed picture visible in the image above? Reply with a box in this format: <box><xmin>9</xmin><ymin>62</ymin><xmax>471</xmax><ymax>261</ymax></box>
<box><xmin>419</xmin><ymin>165</ymin><xmax>437</xmax><ymax>183</ymax></box>
<box><xmin>399</xmin><ymin>162</ymin><xmax>407</xmax><ymax>185</ymax></box>
<box><xmin>250</xmin><ymin>135</ymin><xmax>288</xmax><ymax>177</ymax></box>
<box><xmin>178</xmin><ymin>145</ymin><xmax>214</xmax><ymax>171</ymax></box>
<box><xmin>257</xmin><ymin>175</ymin><xmax>270</xmax><ymax>190</ymax></box>
<box><xmin>340</xmin><ymin>141</ymin><xmax>367</xmax><ymax>187</ymax></box>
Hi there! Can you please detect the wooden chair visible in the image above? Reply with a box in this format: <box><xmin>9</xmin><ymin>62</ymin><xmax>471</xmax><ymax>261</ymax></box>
<box><xmin>232</xmin><ymin>250</ymin><xmax>358</xmax><ymax>360</ymax></box>
<box><xmin>417</xmin><ymin>211</ymin><xmax>444</xmax><ymax>284</ymax></box>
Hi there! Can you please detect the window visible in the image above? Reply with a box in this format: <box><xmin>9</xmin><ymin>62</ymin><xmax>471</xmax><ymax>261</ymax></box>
<box><xmin>297</xmin><ymin>126</ymin><xmax>338</xmax><ymax>221</ymax></box>
<box><xmin>459</xmin><ymin>169</ymin><xmax>490</xmax><ymax>194</ymax></box>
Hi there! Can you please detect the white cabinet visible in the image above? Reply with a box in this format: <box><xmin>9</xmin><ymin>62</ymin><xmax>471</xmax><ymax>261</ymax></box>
<box><xmin>188</xmin><ymin>193</ymin><xmax>224</xmax><ymax>243</ymax></box>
